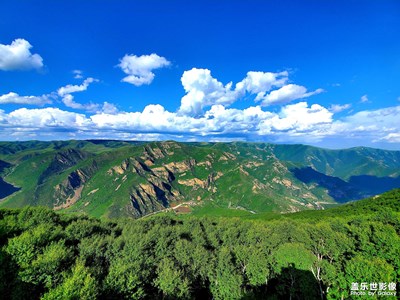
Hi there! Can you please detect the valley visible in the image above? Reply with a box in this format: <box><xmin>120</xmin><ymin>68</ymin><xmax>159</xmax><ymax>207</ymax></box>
<box><xmin>0</xmin><ymin>140</ymin><xmax>399</xmax><ymax>219</ymax></box>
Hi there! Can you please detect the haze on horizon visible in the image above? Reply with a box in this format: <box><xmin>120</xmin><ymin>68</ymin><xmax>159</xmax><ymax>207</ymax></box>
<box><xmin>0</xmin><ymin>1</ymin><xmax>399</xmax><ymax>150</ymax></box>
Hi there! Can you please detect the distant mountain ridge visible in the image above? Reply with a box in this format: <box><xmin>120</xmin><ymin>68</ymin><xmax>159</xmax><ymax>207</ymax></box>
<box><xmin>0</xmin><ymin>140</ymin><xmax>399</xmax><ymax>218</ymax></box>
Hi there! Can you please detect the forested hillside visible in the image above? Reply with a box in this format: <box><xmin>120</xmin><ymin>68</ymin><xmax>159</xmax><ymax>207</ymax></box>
<box><xmin>1</xmin><ymin>140</ymin><xmax>400</xmax><ymax>218</ymax></box>
<box><xmin>1</xmin><ymin>189</ymin><xmax>399</xmax><ymax>299</ymax></box>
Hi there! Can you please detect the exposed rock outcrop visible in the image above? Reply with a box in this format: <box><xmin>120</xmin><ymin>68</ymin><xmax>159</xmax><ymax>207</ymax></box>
<box><xmin>53</xmin><ymin>161</ymin><xmax>98</xmax><ymax>209</ymax></box>
<box><xmin>128</xmin><ymin>178</ymin><xmax>182</xmax><ymax>217</ymax></box>
<box><xmin>39</xmin><ymin>149</ymin><xmax>89</xmax><ymax>184</ymax></box>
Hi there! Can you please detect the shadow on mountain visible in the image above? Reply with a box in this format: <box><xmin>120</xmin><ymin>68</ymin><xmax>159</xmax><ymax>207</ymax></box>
<box><xmin>0</xmin><ymin>160</ymin><xmax>12</xmax><ymax>174</ymax></box>
<box><xmin>241</xmin><ymin>264</ymin><xmax>324</xmax><ymax>300</ymax></box>
<box><xmin>0</xmin><ymin>177</ymin><xmax>20</xmax><ymax>200</ymax></box>
<box><xmin>291</xmin><ymin>167</ymin><xmax>400</xmax><ymax>203</ymax></box>
<box><xmin>0</xmin><ymin>160</ymin><xmax>20</xmax><ymax>200</ymax></box>
<box><xmin>348</xmin><ymin>175</ymin><xmax>400</xmax><ymax>196</ymax></box>
<box><xmin>291</xmin><ymin>167</ymin><xmax>359</xmax><ymax>202</ymax></box>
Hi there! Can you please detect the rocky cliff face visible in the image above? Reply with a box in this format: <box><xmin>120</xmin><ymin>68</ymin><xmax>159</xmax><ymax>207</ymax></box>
<box><xmin>53</xmin><ymin>161</ymin><xmax>98</xmax><ymax>209</ymax></box>
<box><xmin>39</xmin><ymin>149</ymin><xmax>89</xmax><ymax>185</ymax></box>
<box><xmin>102</xmin><ymin>141</ymin><xmax>230</xmax><ymax>217</ymax></box>
<box><xmin>107</xmin><ymin>152</ymin><xmax>184</xmax><ymax>217</ymax></box>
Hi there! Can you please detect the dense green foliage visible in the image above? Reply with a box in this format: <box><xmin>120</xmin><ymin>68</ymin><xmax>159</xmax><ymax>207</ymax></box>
<box><xmin>1</xmin><ymin>189</ymin><xmax>399</xmax><ymax>299</ymax></box>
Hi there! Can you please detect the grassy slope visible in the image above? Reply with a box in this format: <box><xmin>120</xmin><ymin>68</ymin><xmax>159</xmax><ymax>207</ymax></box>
<box><xmin>182</xmin><ymin>189</ymin><xmax>400</xmax><ymax>231</ymax></box>
<box><xmin>1</xmin><ymin>140</ymin><xmax>399</xmax><ymax>219</ymax></box>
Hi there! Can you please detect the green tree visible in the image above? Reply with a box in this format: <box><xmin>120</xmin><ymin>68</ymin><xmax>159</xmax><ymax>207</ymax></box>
<box><xmin>20</xmin><ymin>240</ymin><xmax>73</xmax><ymax>288</ymax></box>
<box><xmin>209</xmin><ymin>246</ymin><xmax>244</xmax><ymax>300</ymax></box>
<box><xmin>41</xmin><ymin>261</ymin><xmax>98</xmax><ymax>300</ymax></box>
<box><xmin>307</xmin><ymin>221</ymin><xmax>353</xmax><ymax>298</ymax></box>
<box><xmin>154</xmin><ymin>257</ymin><xmax>190</xmax><ymax>299</ymax></box>
<box><xmin>233</xmin><ymin>244</ymin><xmax>270</xmax><ymax>287</ymax></box>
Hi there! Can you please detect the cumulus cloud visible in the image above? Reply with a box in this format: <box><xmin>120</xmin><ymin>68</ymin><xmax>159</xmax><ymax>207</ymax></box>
<box><xmin>1</xmin><ymin>103</ymin><xmax>400</xmax><ymax>148</ymax></box>
<box><xmin>0</xmin><ymin>92</ymin><xmax>51</xmax><ymax>106</ymax></box>
<box><xmin>179</xmin><ymin>68</ymin><xmax>238</xmax><ymax>116</ymax></box>
<box><xmin>0</xmin><ymin>39</ymin><xmax>44</xmax><ymax>71</ymax></box>
<box><xmin>236</xmin><ymin>71</ymin><xmax>288</xmax><ymax>99</ymax></box>
<box><xmin>203</xmin><ymin>105</ymin><xmax>276</xmax><ymax>135</ymax></box>
<box><xmin>261</xmin><ymin>84</ymin><xmax>324</xmax><ymax>106</ymax></box>
<box><xmin>178</xmin><ymin>68</ymin><xmax>322</xmax><ymax>116</ymax></box>
<box><xmin>273</xmin><ymin>102</ymin><xmax>333</xmax><ymax>132</ymax></box>
<box><xmin>0</xmin><ymin>102</ymin><xmax>333</xmax><ymax>143</ymax></box>
<box><xmin>118</xmin><ymin>53</ymin><xmax>170</xmax><ymax>86</ymax></box>
<box><xmin>1</xmin><ymin>62</ymin><xmax>399</xmax><ymax>148</ymax></box>
<box><xmin>329</xmin><ymin>103</ymin><xmax>351</xmax><ymax>113</ymax></box>
<box><xmin>91</xmin><ymin>104</ymin><xmax>202</xmax><ymax>133</ymax></box>
<box><xmin>4</xmin><ymin>107</ymin><xmax>88</xmax><ymax>128</ymax></box>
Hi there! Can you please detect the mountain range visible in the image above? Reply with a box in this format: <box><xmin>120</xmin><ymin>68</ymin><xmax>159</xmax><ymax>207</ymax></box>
<box><xmin>0</xmin><ymin>140</ymin><xmax>399</xmax><ymax>218</ymax></box>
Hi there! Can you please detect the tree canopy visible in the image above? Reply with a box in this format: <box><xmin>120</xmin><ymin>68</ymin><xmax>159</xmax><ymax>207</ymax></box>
<box><xmin>0</xmin><ymin>189</ymin><xmax>399</xmax><ymax>299</ymax></box>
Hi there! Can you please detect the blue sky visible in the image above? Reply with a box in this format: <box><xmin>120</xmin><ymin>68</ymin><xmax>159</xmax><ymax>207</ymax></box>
<box><xmin>0</xmin><ymin>0</ymin><xmax>400</xmax><ymax>149</ymax></box>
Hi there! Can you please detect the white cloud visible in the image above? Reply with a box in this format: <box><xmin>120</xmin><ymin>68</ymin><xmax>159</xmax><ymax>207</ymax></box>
<box><xmin>1</xmin><ymin>63</ymin><xmax>399</xmax><ymax>148</ymax></box>
<box><xmin>73</xmin><ymin>70</ymin><xmax>83</xmax><ymax>79</ymax></box>
<box><xmin>380</xmin><ymin>133</ymin><xmax>400</xmax><ymax>143</ymax></box>
<box><xmin>1</xmin><ymin>102</ymin><xmax>331</xmax><ymax>141</ymax></box>
<box><xmin>0</xmin><ymin>76</ymin><xmax>114</xmax><ymax>113</ymax></box>
<box><xmin>178</xmin><ymin>68</ymin><xmax>322</xmax><ymax>116</ymax></box>
<box><xmin>60</xmin><ymin>95</ymin><xmax>117</xmax><ymax>114</ymax></box>
<box><xmin>261</xmin><ymin>84</ymin><xmax>324</xmax><ymax>106</ymax></box>
<box><xmin>273</xmin><ymin>102</ymin><xmax>333</xmax><ymax>132</ymax></box>
<box><xmin>57</xmin><ymin>77</ymin><xmax>106</xmax><ymax>112</ymax></box>
<box><xmin>0</xmin><ymin>92</ymin><xmax>51</xmax><ymax>106</ymax></box>
<box><xmin>118</xmin><ymin>53</ymin><xmax>170</xmax><ymax>86</ymax></box>
<box><xmin>236</xmin><ymin>71</ymin><xmax>288</xmax><ymax>99</ymax></box>
<box><xmin>179</xmin><ymin>68</ymin><xmax>238</xmax><ymax>116</ymax></box>
<box><xmin>5</xmin><ymin>107</ymin><xmax>89</xmax><ymax>128</ymax></box>
<box><xmin>1</xmin><ymin>104</ymin><xmax>400</xmax><ymax>148</ymax></box>
<box><xmin>360</xmin><ymin>94</ymin><xmax>369</xmax><ymax>103</ymax></box>
<box><xmin>341</xmin><ymin>106</ymin><xmax>400</xmax><ymax>130</ymax></box>
<box><xmin>329</xmin><ymin>103</ymin><xmax>351</xmax><ymax>113</ymax></box>
<box><xmin>202</xmin><ymin>105</ymin><xmax>275</xmax><ymax>135</ymax></box>
<box><xmin>0</xmin><ymin>76</ymin><xmax>119</xmax><ymax>114</ymax></box>
<box><xmin>0</xmin><ymin>39</ymin><xmax>43</xmax><ymax>71</ymax></box>
<box><xmin>57</xmin><ymin>77</ymin><xmax>98</xmax><ymax>97</ymax></box>
<box><xmin>249</xmin><ymin>103</ymin><xmax>333</xmax><ymax>141</ymax></box>
<box><xmin>61</xmin><ymin>94</ymin><xmax>100</xmax><ymax>112</ymax></box>
<box><xmin>100</xmin><ymin>102</ymin><xmax>119</xmax><ymax>114</ymax></box>
<box><xmin>91</xmin><ymin>104</ymin><xmax>203</xmax><ymax>133</ymax></box>
<box><xmin>319</xmin><ymin>105</ymin><xmax>400</xmax><ymax>146</ymax></box>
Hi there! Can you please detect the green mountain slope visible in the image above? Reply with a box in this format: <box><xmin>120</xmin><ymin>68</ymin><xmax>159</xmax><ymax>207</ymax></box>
<box><xmin>0</xmin><ymin>140</ymin><xmax>399</xmax><ymax>218</ymax></box>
